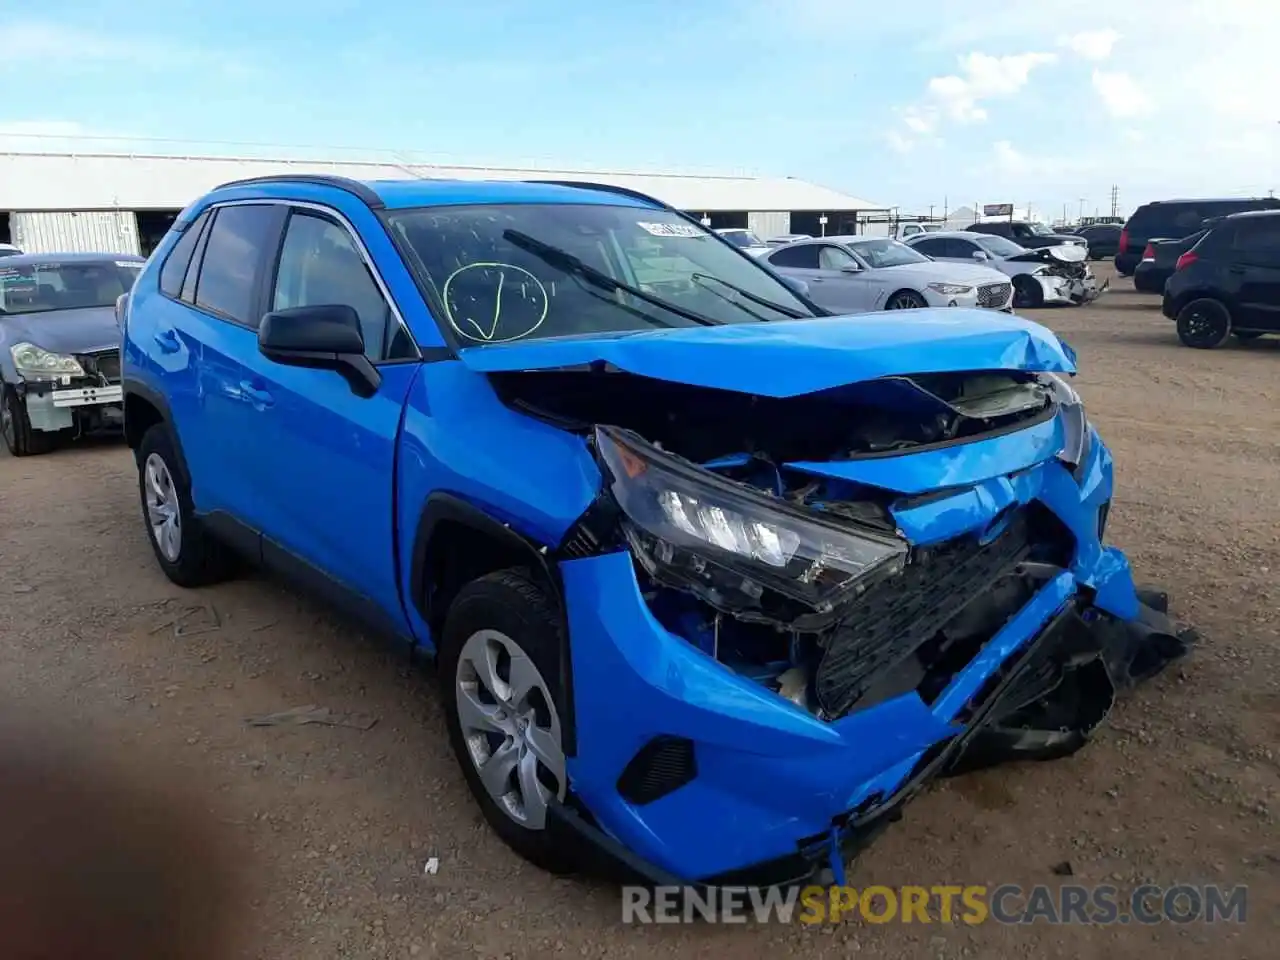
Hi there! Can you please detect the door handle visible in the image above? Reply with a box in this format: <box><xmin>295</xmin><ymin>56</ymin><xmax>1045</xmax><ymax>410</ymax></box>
<box><xmin>239</xmin><ymin>381</ymin><xmax>275</xmax><ymax>408</ymax></box>
<box><xmin>153</xmin><ymin>329</ymin><xmax>180</xmax><ymax>353</ymax></box>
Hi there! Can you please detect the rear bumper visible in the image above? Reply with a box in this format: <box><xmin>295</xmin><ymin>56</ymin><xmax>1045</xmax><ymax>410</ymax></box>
<box><xmin>555</xmin><ymin>442</ymin><xmax>1190</xmax><ymax>884</ymax></box>
<box><xmin>1133</xmin><ymin>263</ymin><xmax>1170</xmax><ymax>294</ymax></box>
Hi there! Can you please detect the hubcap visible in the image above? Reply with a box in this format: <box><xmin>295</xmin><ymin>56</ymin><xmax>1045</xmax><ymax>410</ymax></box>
<box><xmin>455</xmin><ymin>629</ymin><xmax>565</xmax><ymax>829</ymax></box>
<box><xmin>144</xmin><ymin>453</ymin><xmax>182</xmax><ymax>562</ymax></box>
<box><xmin>1184</xmin><ymin>307</ymin><xmax>1219</xmax><ymax>343</ymax></box>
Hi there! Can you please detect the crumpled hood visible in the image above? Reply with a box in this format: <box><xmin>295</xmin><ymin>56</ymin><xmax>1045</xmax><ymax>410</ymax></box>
<box><xmin>1007</xmin><ymin>244</ymin><xmax>1086</xmax><ymax>265</ymax></box>
<box><xmin>457</xmin><ymin>309</ymin><xmax>1076</xmax><ymax>398</ymax></box>
<box><xmin>0</xmin><ymin>306</ymin><xmax>119</xmax><ymax>356</ymax></box>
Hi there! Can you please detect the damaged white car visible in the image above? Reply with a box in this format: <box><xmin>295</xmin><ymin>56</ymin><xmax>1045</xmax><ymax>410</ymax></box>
<box><xmin>906</xmin><ymin>231</ymin><xmax>1107</xmax><ymax>308</ymax></box>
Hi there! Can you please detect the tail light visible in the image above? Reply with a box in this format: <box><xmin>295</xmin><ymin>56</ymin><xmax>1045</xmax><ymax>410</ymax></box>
<box><xmin>1175</xmin><ymin>250</ymin><xmax>1198</xmax><ymax>271</ymax></box>
<box><xmin>1141</xmin><ymin>243</ymin><xmax>1155</xmax><ymax>260</ymax></box>
<box><xmin>1118</xmin><ymin>228</ymin><xmax>1129</xmax><ymax>254</ymax></box>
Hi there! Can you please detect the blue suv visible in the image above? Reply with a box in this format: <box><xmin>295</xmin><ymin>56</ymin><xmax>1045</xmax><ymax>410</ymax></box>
<box><xmin>121</xmin><ymin>174</ymin><xmax>1192</xmax><ymax>888</ymax></box>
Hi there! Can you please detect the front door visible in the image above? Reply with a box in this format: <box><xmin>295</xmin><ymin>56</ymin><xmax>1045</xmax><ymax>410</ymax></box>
<box><xmin>242</xmin><ymin>206</ymin><xmax>422</xmax><ymax>625</ymax></box>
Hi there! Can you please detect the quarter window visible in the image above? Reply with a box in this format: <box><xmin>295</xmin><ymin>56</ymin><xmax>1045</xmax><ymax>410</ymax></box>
<box><xmin>159</xmin><ymin>209</ymin><xmax>210</xmax><ymax>298</ymax></box>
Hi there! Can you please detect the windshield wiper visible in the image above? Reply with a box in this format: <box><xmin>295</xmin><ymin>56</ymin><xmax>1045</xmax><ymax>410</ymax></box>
<box><xmin>691</xmin><ymin>273</ymin><xmax>808</xmax><ymax>319</ymax></box>
<box><xmin>503</xmin><ymin>230</ymin><xmax>720</xmax><ymax>327</ymax></box>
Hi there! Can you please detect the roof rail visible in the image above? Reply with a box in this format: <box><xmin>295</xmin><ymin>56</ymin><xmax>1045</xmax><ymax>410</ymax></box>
<box><xmin>212</xmin><ymin>174</ymin><xmax>385</xmax><ymax>209</ymax></box>
<box><xmin>524</xmin><ymin>179</ymin><xmax>675</xmax><ymax>212</ymax></box>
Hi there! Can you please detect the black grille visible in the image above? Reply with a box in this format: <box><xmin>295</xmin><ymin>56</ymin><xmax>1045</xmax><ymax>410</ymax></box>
<box><xmin>79</xmin><ymin>349</ymin><xmax>121</xmax><ymax>383</ymax></box>
<box><xmin>814</xmin><ymin>506</ymin><xmax>1073</xmax><ymax>719</ymax></box>
<box><xmin>616</xmin><ymin>736</ymin><xmax>696</xmax><ymax>805</ymax></box>
<box><xmin>978</xmin><ymin>282</ymin><xmax>1012</xmax><ymax>308</ymax></box>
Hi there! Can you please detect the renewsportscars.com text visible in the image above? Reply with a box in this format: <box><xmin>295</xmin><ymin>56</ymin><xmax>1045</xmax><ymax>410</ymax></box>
<box><xmin>621</xmin><ymin>883</ymin><xmax>1249</xmax><ymax>925</ymax></box>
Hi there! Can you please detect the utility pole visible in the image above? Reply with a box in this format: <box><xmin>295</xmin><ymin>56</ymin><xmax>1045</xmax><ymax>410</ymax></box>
<box><xmin>1078</xmin><ymin>198</ymin><xmax>1086</xmax><ymax>220</ymax></box>
<box><xmin>1109</xmin><ymin>184</ymin><xmax>1119</xmax><ymax>218</ymax></box>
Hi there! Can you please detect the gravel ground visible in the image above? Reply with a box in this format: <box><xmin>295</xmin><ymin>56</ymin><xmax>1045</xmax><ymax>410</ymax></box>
<box><xmin>1</xmin><ymin>264</ymin><xmax>1275</xmax><ymax>958</ymax></box>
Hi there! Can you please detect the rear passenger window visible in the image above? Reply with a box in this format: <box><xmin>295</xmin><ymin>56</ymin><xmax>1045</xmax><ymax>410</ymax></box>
<box><xmin>768</xmin><ymin>244</ymin><xmax>820</xmax><ymax>269</ymax></box>
<box><xmin>158</xmin><ymin>209</ymin><xmax>210</xmax><ymax>298</ymax></box>
<box><xmin>911</xmin><ymin>238</ymin><xmax>946</xmax><ymax>257</ymax></box>
<box><xmin>193</xmin><ymin>205</ymin><xmax>279</xmax><ymax>325</ymax></box>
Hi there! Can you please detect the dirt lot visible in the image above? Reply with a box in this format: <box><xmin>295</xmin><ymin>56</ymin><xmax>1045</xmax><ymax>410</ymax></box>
<box><xmin>1</xmin><ymin>264</ymin><xmax>1276</xmax><ymax>958</ymax></box>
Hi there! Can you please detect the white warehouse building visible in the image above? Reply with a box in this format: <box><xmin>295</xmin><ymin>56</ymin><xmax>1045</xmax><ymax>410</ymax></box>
<box><xmin>0</xmin><ymin>151</ymin><xmax>888</xmax><ymax>256</ymax></box>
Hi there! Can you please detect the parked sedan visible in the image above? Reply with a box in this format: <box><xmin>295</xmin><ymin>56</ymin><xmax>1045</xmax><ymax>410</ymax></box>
<box><xmin>0</xmin><ymin>252</ymin><xmax>142</xmax><ymax>455</ymax></box>
<box><xmin>906</xmin><ymin>231</ymin><xmax>1107</xmax><ymax>307</ymax></box>
<box><xmin>761</xmin><ymin>236</ymin><xmax>1014</xmax><ymax>313</ymax></box>
<box><xmin>714</xmin><ymin>228</ymin><xmax>772</xmax><ymax>256</ymax></box>
<box><xmin>1074</xmin><ymin>223</ymin><xmax>1122</xmax><ymax>260</ymax></box>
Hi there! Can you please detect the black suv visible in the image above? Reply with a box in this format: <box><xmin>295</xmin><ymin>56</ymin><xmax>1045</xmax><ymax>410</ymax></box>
<box><xmin>1162</xmin><ymin>210</ymin><xmax>1280</xmax><ymax>348</ymax></box>
<box><xmin>1116</xmin><ymin>197</ymin><xmax>1280</xmax><ymax>276</ymax></box>
<box><xmin>969</xmin><ymin>220</ymin><xmax>1085</xmax><ymax>251</ymax></box>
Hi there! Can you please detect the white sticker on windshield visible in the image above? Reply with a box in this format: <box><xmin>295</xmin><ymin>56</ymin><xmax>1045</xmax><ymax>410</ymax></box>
<box><xmin>116</xmin><ymin>261</ymin><xmax>140</xmax><ymax>268</ymax></box>
<box><xmin>636</xmin><ymin>221</ymin><xmax>705</xmax><ymax>238</ymax></box>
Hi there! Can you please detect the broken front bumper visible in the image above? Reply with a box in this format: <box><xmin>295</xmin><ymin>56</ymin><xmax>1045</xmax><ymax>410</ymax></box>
<box><xmin>553</xmin><ymin>437</ymin><xmax>1191</xmax><ymax>886</ymax></box>
<box><xmin>1039</xmin><ymin>273</ymin><xmax>1109</xmax><ymax>306</ymax></box>
<box><xmin>14</xmin><ymin>379</ymin><xmax>124</xmax><ymax>433</ymax></box>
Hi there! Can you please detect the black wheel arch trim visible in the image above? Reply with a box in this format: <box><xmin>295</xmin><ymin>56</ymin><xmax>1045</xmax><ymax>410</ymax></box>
<box><xmin>122</xmin><ymin>379</ymin><xmax>192</xmax><ymax>484</ymax></box>
<box><xmin>411</xmin><ymin>492</ymin><xmax>577</xmax><ymax>755</ymax></box>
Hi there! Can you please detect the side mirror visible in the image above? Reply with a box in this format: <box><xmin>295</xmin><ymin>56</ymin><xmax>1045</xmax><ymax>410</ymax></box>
<box><xmin>114</xmin><ymin>293</ymin><xmax>129</xmax><ymax>331</ymax></box>
<box><xmin>839</xmin><ymin>263</ymin><xmax>862</xmax><ymax>273</ymax></box>
<box><xmin>258</xmin><ymin>304</ymin><xmax>381</xmax><ymax>397</ymax></box>
<box><xmin>971</xmin><ymin>250</ymin><xmax>990</xmax><ymax>261</ymax></box>
<box><xmin>779</xmin><ymin>275</ymin><xmax>809</xmax><ymax>297</ymax></box>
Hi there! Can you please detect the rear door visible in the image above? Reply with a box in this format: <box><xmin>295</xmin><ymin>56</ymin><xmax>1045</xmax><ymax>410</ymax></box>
<box><xmin>155</xmin><ymin>202</ymin><xmax>285</xmax><ymax>526</ymax></box>
<box><xmin>1222</xmin><ymin>217</ymin><xmax>1280</xmax><ymax>329</ymax></box>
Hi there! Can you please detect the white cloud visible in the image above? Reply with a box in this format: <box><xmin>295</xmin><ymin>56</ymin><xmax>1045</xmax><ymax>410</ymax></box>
<box><xmin>928</xmin><ymin>51</ymin><xmax>1057</xmax><ymax>123</ymax></box>
<box><xmin>0</xmin><ymin>21</ymin><xmax>252</xmax><ymax>77</ymax></box>
<box><xmin>1059</xmin><ymin>29</ymin><xmax>1120</xmax><ymax>60</ymax></box>
<box><xmin>1092</xmin><ymin>70</ymin><xmax>1152</xmax><ymax>119</ymax></box>
<box><xmin>993</xmin><ymin>140</ymin><xmax>1027</xmax><ymax>173</ymax></box>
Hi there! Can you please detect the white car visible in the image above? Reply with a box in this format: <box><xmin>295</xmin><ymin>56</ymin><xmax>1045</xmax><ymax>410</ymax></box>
<box><xmin>904</xmin><ymin>231</ymin><xmax>1107</xmax><ymax>307</ymax></box>
<box><xmin>714</xmin><ymin>228</ymin><xmax>772</xmax><ymax>257</ymax></box>
<box><xmin>760</xmin><ymin>235</ymin><xmax>1014</xmax><ymax>314</ymax></box>
<box><xmin>0</xmin><ymin>243</ymin><xmax>22</xmax><ymax>258</ymax></box>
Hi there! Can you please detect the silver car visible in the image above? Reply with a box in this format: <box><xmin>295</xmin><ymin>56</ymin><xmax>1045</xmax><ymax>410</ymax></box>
<box><xmin>904</xmin><ymin>231</ymin><xmax>1107</xmax><ymax>307</ymax></box>
<box><xmin>759</xmin><ymin>235</ymin><xmax>1014</xmax><ymax>313</ymax></box>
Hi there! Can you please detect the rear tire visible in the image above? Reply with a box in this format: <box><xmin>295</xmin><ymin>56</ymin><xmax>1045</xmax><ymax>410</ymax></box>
<box><xmin>136</xmin><ymin>424</ymin><xmax>237</xmax><ymax>587</ymax></box>
<box><xmin>438</xmin><ymin>569</ymin><xmax>579</xmax><ymax>876</ymax></box>
<box><xmin>1175</xmin><ymin>298</ymin><xmax>1232</xmax><ymax>349</ymax></box>
<box><xmin>1</xmin><ymin>385</ymin><xmax>55</xmax><ymax>457</ymax></box>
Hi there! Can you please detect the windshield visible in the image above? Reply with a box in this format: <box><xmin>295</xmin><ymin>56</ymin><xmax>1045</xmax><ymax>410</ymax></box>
<box><xmin>845</xmin><ymin>238</ymin><xmax>932</xmax><ymax>268</ymax></box>
<box><xmin>0</xmin><ymin>260</ymin><xmax>141</xmax><ymax>315</ymax></box>
<box><xmin>1026</xmin><ymin>222</ymin><xmax>1055</xmax><ymax>236</ymax></box>
<box><xmin>973</xmin><ymin>235</ymin><xmax>1028</xmax><ymax>258</ymax></box>
<box><xmin>384</xmin><ymin>204</ymin><xmax>815</xmax><ymax>344</ymax></box>
<box><xmin>720</xmin><ymin>230</ymin><xmax>765</xmax><ymax>248</ymax></box>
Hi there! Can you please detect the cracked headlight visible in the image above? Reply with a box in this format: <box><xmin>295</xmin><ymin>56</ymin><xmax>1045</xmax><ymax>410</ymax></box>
<box><xmin>1047</xmin><ymin>374</ymin><xmax>1091</xmax><ymax>476</ymax></box>
<box><xmin>927</xmin><ymin>283</ymin><xmax>974</xmax><ymax>296</ymax></box>
<box><xmin>9</xmin><ymin>342</ymin><xmax>84</xmax><ymax>379</ymax></box>
<box><xmin>594</xmin><ymin>426</ymin><xmax>908</xmax><ymax>627</ymax></box>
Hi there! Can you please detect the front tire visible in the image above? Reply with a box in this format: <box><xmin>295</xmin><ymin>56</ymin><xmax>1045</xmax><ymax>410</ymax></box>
<box><xmin>136</xmin><ymin>424</ymin><xmax>236</xmax><ymax>587</ymax></box>
<box><xmin>885</xmin><ymin>289</ymin><xmax>928</xmax><ymax>310</ymax></box>
<box><xmin>1176</xmin><ymin>298</ymin><xmax>1232</xmax><ymax>349</ymax></box>
<box><xmin>439</xmin><ymin>569</ymin><xmax>578</xmax><ymax>875</ymax></box>
<box><xmin>1013</xmin><ymin>275</ymin><xmax>1045</xmax><ymax>308</ymax></box>
<box><xmin>1</xmin><ymin>386</ymin><xmax>55</xmax><ymax>457</ymax></box>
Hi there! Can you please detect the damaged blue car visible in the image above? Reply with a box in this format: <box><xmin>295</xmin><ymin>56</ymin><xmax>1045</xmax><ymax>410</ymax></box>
<box><xmin>120</xmin><ymin>175</ymin><xmax>1193</xmax><ymax>889</ymax></box>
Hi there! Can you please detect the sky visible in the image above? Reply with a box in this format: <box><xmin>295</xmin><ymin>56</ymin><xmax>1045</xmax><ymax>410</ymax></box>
<box><xmin>2</xmin><ymin>0</ymin><xmax>1278</xmax><ymax>218</ymax></box>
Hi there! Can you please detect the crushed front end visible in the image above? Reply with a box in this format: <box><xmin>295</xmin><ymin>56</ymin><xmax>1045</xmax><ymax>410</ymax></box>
<box><xmin>9</xmin><ymin>346</ymin><xmax>124</xmax><ymax>436</ymax></box>
<box><xmin>1013</xmin><ymin>248</ymin><xmax>1109</xmax><ymax>306</ymax></box>
<box><xmin>500</xmin><ymin>366</ymin><xmax>1191</xmax><ymax>886</ymax></box>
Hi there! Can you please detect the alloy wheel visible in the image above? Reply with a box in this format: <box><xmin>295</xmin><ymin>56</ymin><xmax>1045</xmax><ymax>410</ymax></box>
<box><xmin>144</xmin><ymin>453</ymin><xmax>182</xmax><ymax>562</ymax></box>
<box><xmin>454</xmin><ymin>629</ymin><xmax>566</xmax><ymax>830</ymax></box>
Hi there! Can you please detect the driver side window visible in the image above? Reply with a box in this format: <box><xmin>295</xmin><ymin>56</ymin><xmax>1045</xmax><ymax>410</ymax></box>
<box><xmin>818</xmin><ymin>245</ymin><xmax>857</xmax><ymax>270</ymax></box>
<box><xmin>272</xmin><ymin>211</ymin><xmax>414</xmax><ymax>361</ymax></box>
<box><xmin>950</xmin><ymin>239</ymin><xmax>980</xmax><ymax>258</ymax></box>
